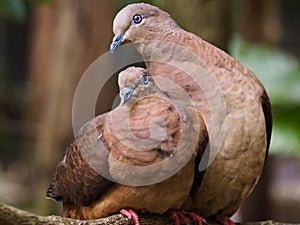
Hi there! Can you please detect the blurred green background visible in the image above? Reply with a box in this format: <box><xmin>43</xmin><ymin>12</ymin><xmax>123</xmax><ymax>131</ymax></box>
<box><xmin>0</xmin><ymin>0</ymin><xmax>299</xmax><ymax>223</ymax></box>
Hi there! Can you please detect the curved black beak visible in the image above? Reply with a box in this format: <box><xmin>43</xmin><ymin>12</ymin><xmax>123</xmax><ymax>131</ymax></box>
<box><xmin>120</xmin><ymin>87</ymin><xmax>133</xmax><ymax>106</ymax></box>
<box><xmin>110</xmin><ymin>33</ymin><xmax>125</xmax><ymax>53</ymax></box>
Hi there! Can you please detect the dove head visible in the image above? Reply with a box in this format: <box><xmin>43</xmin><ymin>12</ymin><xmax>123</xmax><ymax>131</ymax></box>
<box><xmin>110</xmin><ymin>3</ymin><xmax>179</xmax><ymax>52</ymax></box>
<box><xmin>118</xmin><ymin>66</ymin><xmax>157</xmax><ymax>106</ymax></box>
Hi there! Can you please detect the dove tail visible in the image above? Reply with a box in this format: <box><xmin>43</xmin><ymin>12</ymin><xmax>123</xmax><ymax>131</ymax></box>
<box><xmin>46</xmin><ymin>179</ymin><xmax>62</xmax><ymax>202</ymax></box>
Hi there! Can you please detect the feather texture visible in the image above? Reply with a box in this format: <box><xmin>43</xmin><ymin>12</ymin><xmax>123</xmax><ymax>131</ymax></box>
<box><xmin>46</xmin><ymin>66</ymin><xmax>208</xmax><ymax>219</ymax></box>
<box><xmin>111</xmin><ymin>3</ymin><xmax>272</xmax><ymax>219</ymax></box>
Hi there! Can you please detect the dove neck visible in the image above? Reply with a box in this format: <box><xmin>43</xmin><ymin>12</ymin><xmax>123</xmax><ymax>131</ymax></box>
<box><xmin>133</xmin><ymin>32</ymin><xmax>184</xmax><ymax>65</ymax></box>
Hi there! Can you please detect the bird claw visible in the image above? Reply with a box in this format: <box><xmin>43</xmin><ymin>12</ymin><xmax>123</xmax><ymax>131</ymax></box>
<box><xmin>217</xmin><ymin>215</ymin><xmax>236</xmax><ymax>225</ymax></box>
<box><xmin>184</xmin><ymin>212</ymin><xmax>207</xmax><ymax>225</ymax></box>
<box><xmin>168</xmin><ymin>209</ymin><xmax>188</xmax><ymax>225</ymax></box>
<box><xmin>120</xmin><ymin>209</ymin><xmax>140</xmax><ymax>225</ymax></box>
<box><xmin>168</xmin><ymin>209</ymin><xmax>206</xmax><ymax>225</ymax></box>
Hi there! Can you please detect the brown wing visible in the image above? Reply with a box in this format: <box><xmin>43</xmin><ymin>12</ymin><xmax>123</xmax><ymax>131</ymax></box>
<box><xmin>46</xmin><ymin>113</ymin><xmax>114</xmax><ymax>207</ymax></box>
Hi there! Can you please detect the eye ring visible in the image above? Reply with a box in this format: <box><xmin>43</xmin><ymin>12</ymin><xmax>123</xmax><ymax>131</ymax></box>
<box><xmin>141</xmin><ymin>74</ymin><xmax>149</xmax><ymax>85</ymax></box>
<box><xmin>133</xmin><ymin>14</ymin><xmax>143</xmax><ymax>24</ymax></box>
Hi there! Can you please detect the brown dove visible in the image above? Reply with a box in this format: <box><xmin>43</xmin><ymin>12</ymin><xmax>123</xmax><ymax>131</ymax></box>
<box><xmin>46</xmin><ymin>66</ymin><xmax>208</xmax><ymax>225</ymax></box>
<box><xmin>110</xmin><ymin>3</ymin><xmax>272</xmax><ymax>224</ymax></box>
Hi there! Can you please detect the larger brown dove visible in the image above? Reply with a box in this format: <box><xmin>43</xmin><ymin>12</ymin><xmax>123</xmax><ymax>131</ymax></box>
<box><xmin>46</xmin><ymin>66</ymin><xmax>208</xmax><ymax>225</ymax></box>
<box><xmin>110</xmin><ymin>3</ymin><xmax>272</xmax><ymax>224</ymax></box>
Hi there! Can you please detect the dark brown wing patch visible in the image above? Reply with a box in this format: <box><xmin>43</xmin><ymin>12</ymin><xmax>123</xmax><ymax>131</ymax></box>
<box><xmin>188</xmin><ymin>108</ymin><xmax>209</xmax><ymax>196</ymax></box>
<box><xmin>46</xmin><ymin>116</ymin><xmax>114</xmax><ymax>207</ymax></box>
<box><xmin>261</xmin><ymin>88</ymin><xmax>272</xmax><ymax>163</ymax></box>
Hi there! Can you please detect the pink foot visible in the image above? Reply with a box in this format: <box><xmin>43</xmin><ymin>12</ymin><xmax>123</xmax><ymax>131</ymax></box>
<box><xmin>185</xmin><ymin>212</ymin><xmax>206</xmax><ymax>225</ymax></box>
<box><xmin>120</xmin><ymin>208</ymin><xmax>140</xmax><ymax>225</ymax></box>
<box><xmin>217</xmin><ymin>215</ymin><xmax>236</xmax><ymax>225</ymax></box>
<box><xmin>168</xmin><ymin>209</ymin><xmax>206</xmax><ymax>225</ymax></box>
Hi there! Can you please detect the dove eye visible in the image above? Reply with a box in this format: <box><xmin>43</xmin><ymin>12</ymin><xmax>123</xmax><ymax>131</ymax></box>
<box><xmin>132</xmin><ymin>14</ymin><xmax>143</xmax><ymax>24</ymax></box>
<box><xmin>141</xmin><ymin>74</ymin><xmax>149</xmax><ymax>85</ymax></box>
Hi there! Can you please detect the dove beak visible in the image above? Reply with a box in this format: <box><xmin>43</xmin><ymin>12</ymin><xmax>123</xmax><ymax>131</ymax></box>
<box><xmin>110</xmin><ymin>33</ymin><xmax>125</xmax><ymax>53</ymax></box>
<box><xmin>120</xmin><ymin>87</ymin><xmax>133</xmax><ymax>106</ymax></box>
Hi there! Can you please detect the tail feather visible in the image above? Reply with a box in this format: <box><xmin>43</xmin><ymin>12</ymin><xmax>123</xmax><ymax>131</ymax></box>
<box><xmin>46</xmin><ymin>179</ymin><xmax>62</xmax><ymax>202</ymax></box>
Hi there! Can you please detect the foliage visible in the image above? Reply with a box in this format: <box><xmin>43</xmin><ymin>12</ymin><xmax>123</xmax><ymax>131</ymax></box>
<box><xmin>229</xmin><ymin>35</ymin><xmax>300</xmax><ymax>157</ymax></box>
<box><xmin>0</xmin><ymin>0</ymin><xmax>50</xmax><ymax>22</ymax></box>
<box><xmin>0</xmin><ymin>0</ymin><xmax>26</xmax><ymax>21</ymax></box>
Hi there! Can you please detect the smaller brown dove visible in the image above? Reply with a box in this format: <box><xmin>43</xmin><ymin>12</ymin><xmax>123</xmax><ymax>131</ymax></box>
<box><xmin>46</xmin><ymin>66</ymin><xmax>209</xmax><ymax>225</ymax></box>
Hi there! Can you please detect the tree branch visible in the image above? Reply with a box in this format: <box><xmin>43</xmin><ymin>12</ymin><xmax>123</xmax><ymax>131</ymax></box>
<box><xmin>0</xmin><ymin>204</ymin><xmax>292</xmax><ymax>225</ymax></box>
<box><xmin>0</xmin><ymin>203</ymin><xmax>172</xmax><ymax>225</ymax></box>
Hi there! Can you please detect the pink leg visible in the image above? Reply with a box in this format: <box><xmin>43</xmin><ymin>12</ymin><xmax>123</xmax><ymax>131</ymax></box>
<box><xmin>184</xmin><ymin>212</ymin><xmax>206</xmax><ymax>225</ymax></box>
<box><xmin>120</xmin><ymin>209</ymin><xmax>140</xmax><ymax>225</ymax></box>
<box><xmin>168</xmin><ymin>209</ymin><xmax>188</xmax><ymax>225</ymax></box>
<box><xmin>168</xmin><ymin>209</ymin><xmax>206</xmax><ymax>225</ymax></box>
<box><xmin>168</xmin><ymin>212</ymin><xmax>180</xmax><ymax>225</ymax></box>
<box><xmin>217</xmin><ymin>215</ymin><xmax>236</xmax><ymax>225</ymax></box>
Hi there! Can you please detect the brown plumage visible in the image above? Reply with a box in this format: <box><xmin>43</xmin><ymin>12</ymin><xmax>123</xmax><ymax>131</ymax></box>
<box><xmin>46</xmin><ymin>66</ymin><xmax>208</xmax><ymax>220</ymax></box>
<box><xmin>111</xmin><ymin>3</ymin><xmax>272</xmax><ymax>221</ymax></box>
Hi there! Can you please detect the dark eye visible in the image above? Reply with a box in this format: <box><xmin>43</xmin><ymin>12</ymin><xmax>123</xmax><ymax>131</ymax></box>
<box><xmin>141</xmin><ymin>74</ymin><xmax>149</xmax><ymax>85</ymax></box>
<box><xmin>133</xmin><ymin>14</ymin><xmax>143</xmax><ymax>24</ymax></box>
